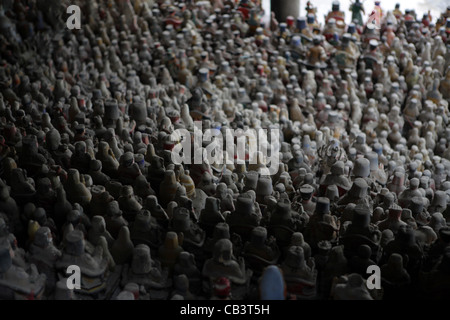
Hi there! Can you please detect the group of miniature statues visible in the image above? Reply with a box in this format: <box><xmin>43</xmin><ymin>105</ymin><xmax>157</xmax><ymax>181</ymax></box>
<box><xmin>0</xmin><ymin>0</ymin><xmax>450</xmax><ymax>300</ymax></box>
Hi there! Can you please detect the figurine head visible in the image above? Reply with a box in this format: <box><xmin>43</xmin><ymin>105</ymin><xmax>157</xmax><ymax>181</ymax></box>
<box><xmin>347</xmin><ymin>23</ymin><xmax>356</xmax><ymax>34</ymax></box>
<box><xmin>332</xmin><ymin>1</ymin><xmax>340</xmax><ymax>11</ymax></box>
<box><xmin>284</xmin><ymin>246</ymin><xmax>305</xmax><ymax>268</ymax></box>
<box><xmin>213</xmin><ymin>238</ymin><xmax>233</xmax><ymax>263</ymax></box>
<box><xmin>34</xmin><ymin>226</ymin><xmax>53</xmax><ymax>248</ymax></box>
<box><xmin>131</xmin><ymin>244</ymin><xmax>153</xmax><ymax>274</ymax></box>
<box><xmin>369</xmin><ymin>39</ymin><xmax>378</xmax><ymax>50</ymax></box>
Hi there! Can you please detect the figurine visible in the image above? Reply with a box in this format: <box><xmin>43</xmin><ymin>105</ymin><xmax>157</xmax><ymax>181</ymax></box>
<box><xmin>350</xmin><ymin>0</ymin><xmax>365</xmax><ymax>26</ymax></box>
<box><xmin>398</xmin><ymin>178</ymin><xmax>422</xmax><ymax>208</ymax></box>
<box><xmin>304</xmin><ymin>197</ymin><xmax>339</xmax><ymax>249</ymax></box>
<box><xmin>88</xmin><ymin>216</ymin><xmax>114</xmax><ymax>247</ymax></box>
<box><xmin>64</xmin><ymin>169</ymin><xmax>92</xmax><ymax>208</ymax></box>
<box><xmin>27</xmin><ymin>226</ymin><xmax>61</xmax><ymax>293</ymax></box>
<box><xmin>158</xmin><ymin>231</ymin><xmax>184</xmax><ymax>275</ymax></box>
<box><xmin>117</xmin><ymin>152</ymin><xmax>142</xmax><ymax>185</ymax></box>
<box><xmin>381</xmin><ymin>225</ymin><xmax>423</xmax><ymax>276</ymax></box>
<box><xmin>110</xmin><ymin>226</ymin><xmax>134</xmax><ymax>265</ymax></box>
<box><xmin>159</xmin><ymin>170</ymin><xmax>181</xmax><ymax>208</ymax></box>
<box><xmin>296</xmin><ymin>184</ymin><xmax>316</xmax><ymax>216</ymax></box>
<box><xmin>173</xmin><ymin>251</ymin><xmax>202</xmax><ymax>294</ymax></box>
<box><xmin>118</xmin><ymin>185</ymin><xmax>143</xmax><ymax>221</ymax></box>
<box><xmin>337</xmin><ymin>178</ymin><xmax>374</xmax><ymax>212</ymax></box>
<box><xmin>55</xmin><ymin>230</ymin><xmax>111</xmax><ymax>299</ymax></box>
<box><xmin>227</xmin><ymin>196</ymin><xmax>261</xmax><ymax>240</ymax></box>
<box><xmin>280</xmin><ymin>246</ymin><xmax>317</xmax><ymax>299</ymax></box>
<box><xmin>170</xmin><ymin>206</ymin><xmax>205</xmax><ymax>252</ymax></box>
<box><xmin>242</xmin><ymin>226</ymin><xmax>280</xmax><ymax>275</ymax></box>
<box><xmin>304</xmin><ymin>37</ymin><xmax>327</xmax><ymax>69</ymax></box>
<box><xmin>0</xmin><ymin>244</ymin><xmax>47</xmax><ymax>299</ymax></box>
<box><xmin>202</xmin><ymin>238</ymin><xmax>252</xmax><ymax>299</ymax></box>
<box><xmin>340</xmin><ymin>204</ymin><xmax>381</xmax><ymax>260</ymax></box>
<box><xmin>122</xmin><ymin>243</ymin><xmax>171</xmax><ymax>300</ymax></box>
<box><xmin>335</xmin><ymin>33</ymin><xmax>360</xmax><ymax>70</ymax></box>
<box><xmin>105</xmin><ymin>200</ymin><xmax>129</xmax><ymax>239</ymax></box>
<box><xmin>129</xmin><ymin>209</ymin><xmax>163</xmax><ymax>250</ymax></box>
<box><xmin>319</xmin><ymin>161</ymin><xmax>352</xmax><ymax>197</ymax></box>
<box><xmin>199</xmin><ymin>197</ymin><xmax>226</xmax><ymax>237</ymax></box>
<box><xmin>268</xmin><ymin>201</ymin><xmax>306</xmax><ymax>248</ymax></box>
<box><xmin>325</xmin><ymin>1</ymin><xmax>346</xmax><ymax>29</ymax></box>
<box><xmin>331</xmin><ymin>273</ymin><xmax>373</xmax><ymax>300</ymax></box>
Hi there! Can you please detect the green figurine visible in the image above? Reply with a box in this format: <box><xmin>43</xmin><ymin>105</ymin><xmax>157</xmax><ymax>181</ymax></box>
<box><xmin>350</xmin><ymin>0</ymin><xmax>365</xmax><ymax>26</ymax></box>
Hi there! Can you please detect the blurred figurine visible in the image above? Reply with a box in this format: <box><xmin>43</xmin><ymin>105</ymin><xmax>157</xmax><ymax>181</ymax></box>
<box><xmin>350</xmin><ymin>0</ymin><xmax>365</xmax><ymax>26</ymax></box>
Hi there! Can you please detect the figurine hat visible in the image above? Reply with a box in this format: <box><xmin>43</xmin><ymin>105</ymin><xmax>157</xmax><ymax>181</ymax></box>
<box><xmin>347</xmin><ymin>23</ymin><xmax>356</xmax><ymax>34</ymax></box>
<box><xmin>65</xmin><ymin>230</ymin><xmax>85</xmax><ymax>256</ymax></box>
<box><xmin>353</xmin><ymin>204</ymin><xmax>371</xmax><ymax>228</ymax></box>
<box><xmin>300</xmin><ymin>184</ymin><xmax>314</xmax><ymax>195</ymax></box>
<box><xmin>326</xmin><ymin>184</ymin><xmax>339</xmax><ymax>201</ymax></box>
<box><xmin>331</xmin><ymin>161</ymin><xmax>345</xmax><ymax>175</ymax></box>
<box><xmin>349</xmin><ymin>178</ymin><xmax>369</xmax><ymax>198</ymax></box>
<box><xmin>244</xmin><ymin>172</ymin><xmax>259</xmax><ymax>191</ymax></box>
<box><xmin>388</xmin><ymin>204</ymin><xmax>403</xmax><ymax>222</ymax></box>
<box><xmin>163</xmin><ymin>231</ymin><xmax>180</xmax><ymax>250</ymax></box>
<box><xmin>275</xmin><ymin>201</ymin><xmax>291</xmax><ymax>217</ymax></box>
<box><xmin>369</xmin><ymin>40</ymin><xmax>379</xmax><ymax>48</ymax></box>
<box><xmin>365</xmin><ymin>152</ymin><xmax>379</xmax><ymax>171</ymax></box>
<box><xmin>235</xmin><ymin>196</ymin><xmax>255</xmax><ymax>215</ymax></box>
<box><xmin>409</xmin><ymin>196</ymin><xmax>424</xmax><ymax>214</ymax></box>
<box><xmin>353</xmin><ymin>158</ymin><xmax>370</xmax><ymax>178</ymax></box>
<box><xmin>250</xmin><ymin>226</ymin><xmax>268</xmax><ymax>246</ymax></box>
<box><xmin>104</xmin><ymin>99</ymin><xmax>120</xmax><ymax>120</ymax></box>
<box><xmin>204</xmin><ymin>197</ymin><xmax>221</xmax><ymax>214</ymax></box>
<box><xmin>256</xmin><ymin>176</ymin><xmax>273</xmax><ymax>197</ymax></box>
<box><xmin>316</xmin><ymin>197</ymin><xmax>330</xmax><ymax>215</ymax></box>
<box><xmin>213</xmin><ymin>222</ymin><xmax>230</xmax><ymax>241</ymax></box>
<box><xmin>410</xmin><ymin>178</ymin><xmax>420</xmax><ymax>189</ymax></box>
